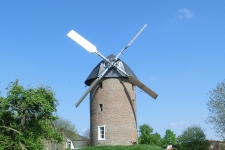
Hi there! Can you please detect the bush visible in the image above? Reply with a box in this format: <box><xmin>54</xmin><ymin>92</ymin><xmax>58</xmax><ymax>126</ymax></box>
<box><xmin>177</xmin><ymin>125</ymin><xmax>210</xmax><ymax>150</ymax></box>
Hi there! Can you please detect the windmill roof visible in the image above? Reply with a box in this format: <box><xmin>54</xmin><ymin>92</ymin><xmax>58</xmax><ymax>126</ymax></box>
<box><xmin>85</xmin><ymin>54</ymin><xmax>137</xmax><ymax>86</ymax></box>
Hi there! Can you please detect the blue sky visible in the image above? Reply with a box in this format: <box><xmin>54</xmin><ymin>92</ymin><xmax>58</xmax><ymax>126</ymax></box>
<box><xmin>1</xmin><ymin>1</ymin><xmax>225</xmax><ymax>140</ymax></box>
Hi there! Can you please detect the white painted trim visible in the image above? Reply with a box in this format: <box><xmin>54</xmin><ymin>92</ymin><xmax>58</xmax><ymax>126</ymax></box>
<box><xmin>97</xmin><ymin>125</ymin><xmax>106</xmax><ymax>140</ymax></box>
<box><xmin>66</xmin><ymin>137</ymin><xmax>75</xmax><ymax>148</ymax></box>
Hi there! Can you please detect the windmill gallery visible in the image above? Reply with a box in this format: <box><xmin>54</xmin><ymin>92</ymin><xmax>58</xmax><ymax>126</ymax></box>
<box><xmin>67</xmin><ymin>24</ymin><xmax>158</xmax><ymax>146</ymax></box>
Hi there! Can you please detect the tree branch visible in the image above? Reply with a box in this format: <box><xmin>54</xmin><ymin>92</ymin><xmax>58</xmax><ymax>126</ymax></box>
<box><xmin>0</xmin><ymin>126</ymin><xmax>21</xmax><ymax>134</ymax></box>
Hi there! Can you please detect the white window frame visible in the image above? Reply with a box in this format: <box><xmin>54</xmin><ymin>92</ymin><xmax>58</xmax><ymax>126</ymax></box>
<box><xmin>97</xmin><ymin>125</ymin><xmax>106</xmax><ymax>140</ymax></box>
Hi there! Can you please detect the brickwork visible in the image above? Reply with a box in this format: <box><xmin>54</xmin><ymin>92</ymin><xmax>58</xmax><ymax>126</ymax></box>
<box><xmin>90</xmin><ymin>77</ymin><xmax>137</xmax><ymax>146</ymax></box>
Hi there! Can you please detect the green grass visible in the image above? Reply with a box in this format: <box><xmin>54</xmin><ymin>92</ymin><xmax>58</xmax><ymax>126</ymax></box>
<box><xmin>80</xmin><ymin>145</ymin><xmax>163</xmax><ymax>150</ymax></box>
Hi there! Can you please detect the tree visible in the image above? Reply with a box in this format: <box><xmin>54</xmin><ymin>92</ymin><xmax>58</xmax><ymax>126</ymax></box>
<box><xmin>0</xmin><ymin>80</ymin><xmax>63</xmax><ymax>149</ymax></box>
<box><xmin>162</xmin><ymin>129</ymin><xmax>176</xmax><ymax>146</ymax></box>
<box><xmin>177</xmin><ymin>125</ymin><xmax>210</xmax><ymax>150</ymax></box>
<box><xmin>83</xmin><ymin>128</ymin><xmax>90</xmax><ymax>139</ymax></box>
<box><xmin>151</xmin><ymin>132</ymin><xmax>162</xmax><ymax>146</ymax></box>
<box><xmin>53</xmin><ymin>116</ymin><xmax>78</xmax><ymax>140</ymax></box>
<box><xmin>206</xmin><ymin>80</ymin><xmax>225</xmax><ymax>139</ymax></box>
<box><xmin>138</xmin><ymin>124</ymin><xmax>162</xmax><ymax>146</ymax></box>
<box><xmin>138</xmin><ymin>124</ymin><xmax>154</xmax><ymax>144</ymax></box>
<box><xmin>83</xmin><ymin>128</ymin><xmax>90</xmax><ymax>146</ymax></box>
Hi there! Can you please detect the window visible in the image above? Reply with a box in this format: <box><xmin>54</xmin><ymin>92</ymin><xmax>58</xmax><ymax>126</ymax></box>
<box><xmin>132</xmin><ymin>84</ymin><xmax>134</xmax><ymax>90</ymax></box>
<box><xmin>67</xmin><ymin>142</ymin><xmax>71</xmax><ymax>148</ymax></box>
<box><xmin>99</xmin><ymin>104</ymin><xmax>103</xmax><ymax>111</ymax></box>
<box><xmin>99</xmin><ymin>82</ymin><xmax>103</xmax><ymax>88</ymax></box>
<box><xmin>98</xmin><ymin>125</ymin><xmax>106</xmax><ymax>140</ymax></box>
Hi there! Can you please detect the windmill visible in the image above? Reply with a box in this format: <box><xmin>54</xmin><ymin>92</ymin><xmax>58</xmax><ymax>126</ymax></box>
<box><xmin>67</xmin><ymin>24</ymin><xmax>158</xmax><ymax>146</ymax></box>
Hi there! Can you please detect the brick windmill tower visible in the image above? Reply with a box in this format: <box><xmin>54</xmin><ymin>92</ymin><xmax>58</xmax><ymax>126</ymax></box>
<box><xmin>67</xmin><ymin>24</ymin><xmax>158</xmax><ymax>146</ymax></box>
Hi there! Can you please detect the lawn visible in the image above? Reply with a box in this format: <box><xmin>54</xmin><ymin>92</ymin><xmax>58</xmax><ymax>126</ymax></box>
<box><xmin>80</xmin><ymin>145</ymin><xmax>164</xmax><ymax>150</ymax></box>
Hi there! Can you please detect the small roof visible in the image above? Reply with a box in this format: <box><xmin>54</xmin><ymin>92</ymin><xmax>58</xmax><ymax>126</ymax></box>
<box><xmin>85</xmin><ymin>54</ymin><xmax>137</xmax><ymax>86</ymax></box>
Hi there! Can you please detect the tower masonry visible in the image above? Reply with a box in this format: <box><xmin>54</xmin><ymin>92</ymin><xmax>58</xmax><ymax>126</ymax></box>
<box><xmin>85</xmin><ymin>54</ymin><xmax>138</xmax><ymax>146</ymax></box>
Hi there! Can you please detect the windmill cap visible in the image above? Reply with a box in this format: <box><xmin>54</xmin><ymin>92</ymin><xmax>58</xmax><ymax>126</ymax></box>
<box><xmin>85</xmin><ymin>54</ymin><xmax>137</xmax><ymax>86</ymax></box>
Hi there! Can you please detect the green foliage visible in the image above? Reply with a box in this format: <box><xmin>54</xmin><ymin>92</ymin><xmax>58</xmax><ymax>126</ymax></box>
<box><xmin>206</xmin><ymin>80</ymin><xmax>225</xmax><ymax>139</ymax></box>
<box><xmin>53</xmin><ymin>116</ymin><xmax>78</xmax><ymax>140</ymax></box>
<box><xmin>138</xmin><ymin>124</ymin><xmax>162</xmax><ymax>146</ymax></box>
<box><xmin>80</xmin><ymin>145</ymin><xmax>163</xmax><ymax>150</ymax></box>
<box><xmin>151</xmin><ymin>132</ymin><xmax>162</xmax><ymax>146</ymax></box>
<box><xmin>0</xmin><ymin>80</ymin><xmax>63</xmax><ymax>149</ymax></box>
<box><xmin>138</xmin><ymin>124</ymin><xmax>153</xmax><ymax>144</ymax></box>
<box><xmin>162</xmin><ymin>129</ymin><xmax>176</xmax><ymax>146</ymax></box>
<box><xmin>177</xmin><ymin>125</ymin><xmax>210</xmax><ymax>150</ymax></box>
